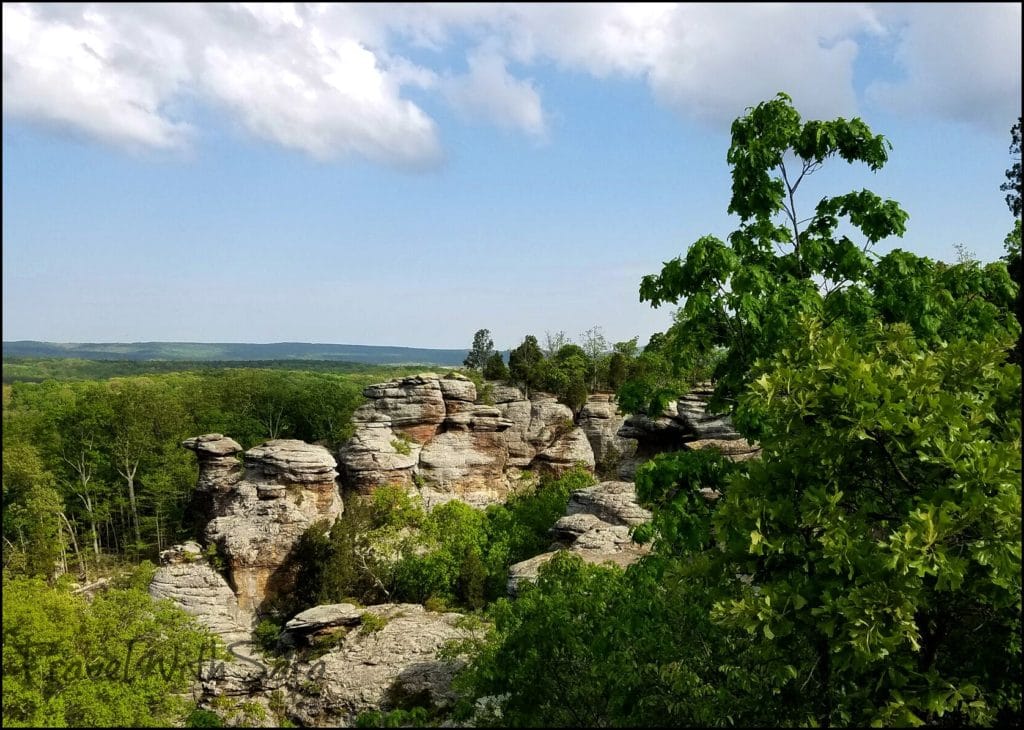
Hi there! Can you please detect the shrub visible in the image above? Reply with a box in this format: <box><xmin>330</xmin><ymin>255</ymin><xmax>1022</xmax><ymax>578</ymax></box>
<box><xmin>254</xmin><ymin>618</ymin><xmax>283</xmax><ymax>653</ymax></box>
<box><xmin>359</xmin><ymin>612</ymin><xmax>390</xmax><ymax>633</ymax></box>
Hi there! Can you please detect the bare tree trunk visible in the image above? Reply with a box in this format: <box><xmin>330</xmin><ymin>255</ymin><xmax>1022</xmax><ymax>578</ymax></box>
<box><xmin>77</xmin><ymin>493</ymin><xmax>101</xmax><ymax>560</ymax></box>
<box><xmin>59</xmin><ymin>511</ymin><xmax>88</xmax><ymax>581</ymax></box>
<box><xmin>118</xmin><ymin>459</ymin><xmax>142</xmax><ymax>548</ymax></box>
<box><xmin>58</xmin><ymin>529</ymin><xmax>68</xmax><ymax>578</ymax></box>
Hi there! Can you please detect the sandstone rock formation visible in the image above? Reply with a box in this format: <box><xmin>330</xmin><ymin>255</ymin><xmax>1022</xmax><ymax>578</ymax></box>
<box><xmin>617</xmin><ymin>383</ymin><xmax>759</xmax><ymax>478</ymax></box>
<box><xmin>194</xmin><ymin>603</ymin><xmax>480</xmax><ymax>727</ymax></box>
<box><xmin>507</xmin><ymin>480</ymin><xmax>652</xmax><ymax>595</ymax></box>
<box><xmin>339</xmin><ymin>374</ymin><xmax>597</xmax><ymax>507</ymax></box>
<box><xmin>578</xmin><ymin>393</ymin><xmax>637</xmax><ymax>471</ymax></box>
<box><xmin>285</xmin><ymin>603</ymin><xmax>477</xmax><ymax>726</ymax></box>
<box><xmin>149</xmin><ymin>540</ymin><xmax>252</xmax><ymax>643</ymax></box>
<box><xmin>182</xmin><ymin>435</ymin><xmax>343</xmax><ymax>614</ymax></box>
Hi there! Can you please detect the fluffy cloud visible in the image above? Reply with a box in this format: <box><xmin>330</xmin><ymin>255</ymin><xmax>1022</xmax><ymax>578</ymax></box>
<box><xmin>866</xmin><ymin>4</ymin><xmax>1022</xmax><ymax>131</ymax></box>
<box><xmin>2</xmin><ymin>3</ymin><xmax>1019</xmax><ymax>165</ymax></box>
<box><xmin>2</xmin><ymin>2</ymin><xmax>442</xmax><ymax>166</ymax></box>
<box><xmin>1</xmin><ymin>3</ymin><xmax>191</xmax><ymax>150</ymax></box>
<box><xmin>442</xmin><ymin>48</ymin><xmax>546</xmax><ymax>138</ymax></box>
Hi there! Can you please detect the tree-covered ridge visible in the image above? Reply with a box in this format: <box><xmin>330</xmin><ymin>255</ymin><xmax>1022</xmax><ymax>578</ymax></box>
<box><xmin>2</xmin><ymin>341</ymin><xmax>471</xmax><ymax>366</ymax></box>
<box><xmin>2</xmin><ymin>357</ymin><xmax>430</xmax><ymax>384</ymax></box>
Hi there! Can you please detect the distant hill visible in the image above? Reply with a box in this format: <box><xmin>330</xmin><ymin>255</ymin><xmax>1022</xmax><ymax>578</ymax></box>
<box><xmin>2</xmin><ymin>341</ymin><xmax>470</xmax><ymax>366</ymax></box>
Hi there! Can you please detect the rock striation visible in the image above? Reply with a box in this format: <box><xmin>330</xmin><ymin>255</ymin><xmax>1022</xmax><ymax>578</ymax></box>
<box><xmin>149</xmin><ymin>540</ymin><xmax>251</xmax><ymax>645</ymax></box>
<box><xmin>507</xmin><ymin>480</ymin><xmax>652</xmax><ymax>595</ymax></box>
<box><xmin>181</xmin><ymin>435</ymin><xmax>343</xmax><ymax>614</ymax></box>
<box><xmin>338</xmin><ymin>374</ymin><xmax>599</xmax><ymax>508</ymax></box>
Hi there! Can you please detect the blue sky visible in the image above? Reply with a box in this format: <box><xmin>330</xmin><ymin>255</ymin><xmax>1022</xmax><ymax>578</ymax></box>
<box><xmin>3</xmin><ymin>3</ymin><xmax>1021</xmax><ymax>349</ymax></box>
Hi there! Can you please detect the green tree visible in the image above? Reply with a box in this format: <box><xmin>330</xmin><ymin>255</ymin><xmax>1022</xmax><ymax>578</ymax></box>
<box><xmin>464</xmin><ymin>329</ymin><xmax>495</xmax><ymax>371</ymax></box>
<box><xmin>637</xmin><ymin>92</ymin><xmax>909</xmax><ymax>410</ymax></box>
<box><xmin>578</xmin><ymin>326</ymin><xmax>608</xmax><ymax>391</ymax></box>
<box><xmin>2</xmin><ymin>443</ymin><xmax>65</xmax><ymax>578</ymax></box>
<box><xmin>1002</xmin><ymin>117</ymin><xmax>1021</xmax><ymax>218</ymax></box>
<box><xmin>508</xmin><ymin>335</ymin><xmax>544</xmax><ymax>396</ymax></box>
<box><xmin>482</xmin><ymin>352</ymin><xmax>509</xmax><ymax>381</ymax></box>
<box><xmin>543</xmin><ymin>330</ymin><xmax>569</xmax><ymax>357</ymax></box>
<box><xmin>709</xmin><ymin>318</ymin><xmax>1021</xmax><ymax>726</ymax></box>
<box><xmin>2</xmin><ymin>573</ymin><xmax>219</xmax><ymax>727</ymax></box>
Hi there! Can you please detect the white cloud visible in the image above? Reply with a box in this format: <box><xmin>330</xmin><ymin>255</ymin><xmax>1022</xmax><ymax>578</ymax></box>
<box><xmin>866</xmin><ymin>4</ymin><xmax>1022</xmax><ymax>131</ymax></box>
<box><xmin>442</xmin><ymin>48</ymin><xmax>546</xmax><ymax>138</ymax></box>
<box><xmin>2</xmin><ymin>2</ymin><xmax>443</xmax><ymax>166</ymax></box>
<box><xmin>643</xmin><ymin>4</ymin><xmax>880</xmax><ymax>123</ymax></box>
<box><xmin>198</xmin><ymin>14</ymin><xmax>441</xmax><ymax>166</ymax></box>
<box><xmin>2</xmin><ymin>3</ymin><xmax>191</xmax><ymax>150</ymax></box>
<box><xmin>2</xmin><ymin>3</ymin><xmax>1019</xmax><ymax>165</ymax></box>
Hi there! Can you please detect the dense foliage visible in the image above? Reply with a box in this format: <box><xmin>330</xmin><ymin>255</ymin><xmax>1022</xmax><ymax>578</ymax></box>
<box><xmin>3</xmin><ymin>94</ymin><xmax>1020</xmax><ymax>729</ymax></box>
<box><xmin>2</xmin><ymin>567</ymin><xmax>218</xmax><ymax>727</ymax></box>
<box><xmin>628</xmin><ymin>93</ymin><xmax>1016</xmax><ymax>414</ymax></box>
<box><xmin>449</xmin><ymin>95</ymin><xmax>1021</xmax><ymax>728</ymax></box>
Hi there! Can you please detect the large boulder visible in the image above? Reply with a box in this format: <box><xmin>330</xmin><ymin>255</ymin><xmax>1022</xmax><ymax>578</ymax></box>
<box><xmin>183</xmin><ymin>434</ymin><xmax>244</xmax><ymax>491</ymax></box>
<box><xmin>360</xmin><ymin>374</ymin><xmax>448</xmax><ymax>444</ymax></box>
<box><xmin>337</xmin><ymin>414</ymin><xmax>420</xmax><ymax>494</ymax></box>
<box><xmin>532</xmin><ymin>427</ymin><xmax>596</xmax><ymax>477</ymax></box>
<box><xmin>493</xmin><ymin>397</ymin><xmax>534</xmax><ymax>467</ymax></box>
<box><xmin>418</xmin><ymin>429</ymin><xmax>512</xmax><ymax>509</ymax></box>
<box><xmin>149</xmin><ymin>541</ymin><xmax>252</xmax><ymax>643</ymax></box>
<box><xmin>285</xmin><ymin>604</ymin><xmax>480</xmax><ymax>726</ymax></box>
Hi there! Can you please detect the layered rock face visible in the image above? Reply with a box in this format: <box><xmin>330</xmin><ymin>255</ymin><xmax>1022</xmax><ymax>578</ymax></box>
<box><xmin>149</xmin><ymin>540</ymin><xmax>251</xmax><ymax>644</ymax></box>
<box><xmin>617</xmin><ymin>383</ymin><xmax>759</xmax><ymax>478</ymax></box>
<box><xmin>339</xmin><ymin>374</ymin><xmax>598</xmax><ymax>508</ymax></box>
<box><xmin>182</xmin><ymin>435</ymin><xmax>343</xmax><ymax>614</ymax></box>
<box><xmin>507</xmin><ymin>480</ymin><xmax>652</xmax><ymax>595</ymax></box>
<box><xmin>578</xmin><ymin>393</ymin><xmax>637</xmax><ymax>470</ymax></box>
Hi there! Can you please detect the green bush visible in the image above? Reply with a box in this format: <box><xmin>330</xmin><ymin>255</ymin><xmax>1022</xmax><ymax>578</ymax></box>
<box><xmin>186</xmin><ymin>708</ymin><xmax>224</xmax><ymax>727</ymax></box>
<box><xmin>253</xmin><ymin>618</ymin><xmax>283</xmax><ymax>653</ymax></box>
<box><xmin>359</xmin><ymin>612</ymin><xmax>390</xmax><ymax>633</ymax></box>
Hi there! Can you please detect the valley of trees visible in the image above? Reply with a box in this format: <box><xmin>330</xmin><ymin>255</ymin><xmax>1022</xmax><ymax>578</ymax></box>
<box><xmin>2</xmin><ymin>95</ymin><xmax>1020</xmax><ymax>728</ymax></box>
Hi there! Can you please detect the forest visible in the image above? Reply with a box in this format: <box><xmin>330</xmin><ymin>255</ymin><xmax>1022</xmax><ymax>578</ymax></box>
<box><xmin>2</xmin><ymin>95</ymin><xmax>1021</xmax><ymax>728</ymax></box>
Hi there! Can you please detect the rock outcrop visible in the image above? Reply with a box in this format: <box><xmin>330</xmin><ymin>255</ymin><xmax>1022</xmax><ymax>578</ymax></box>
<box><xmin>194</xmin><ymin>603</ymin><xmax>481</xmax><ymax>727</ymax></box>
<box><xmin>578</xmin><ymin>393</ymin><xmax>637</xmax><ymax>471</ymax></box>
<box><xmin>339</xmin><ymin>374</ymin><xmax>596</xmax><ymax>507</ymax></box>
<box><xmin>617</xmin><ymin>383</ymin><xmax>759</xmax><ymax>478</ymax></box>
<box><xmin>149</xmin><ymin>541</ymin><xmax>251</xmax><ymax>643</ymax></box>
<box><xmin>282</xmin><ymin>602</ymin><xmax>473</xmax><ymax>724</ymax></box>
<box><xmin>285</xmin><ymin>603</ymin><xmax>477</xmax><ymax>726</ymax></box>
<box><xmin>182</xmin><ymin>436</ymin><xmax>343</xmax><ymax>614</ymax></box>
<box><xmin>507</xmin><ymin>480</ymin><xmax>652</xmax><ymax>595</ymax></box>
